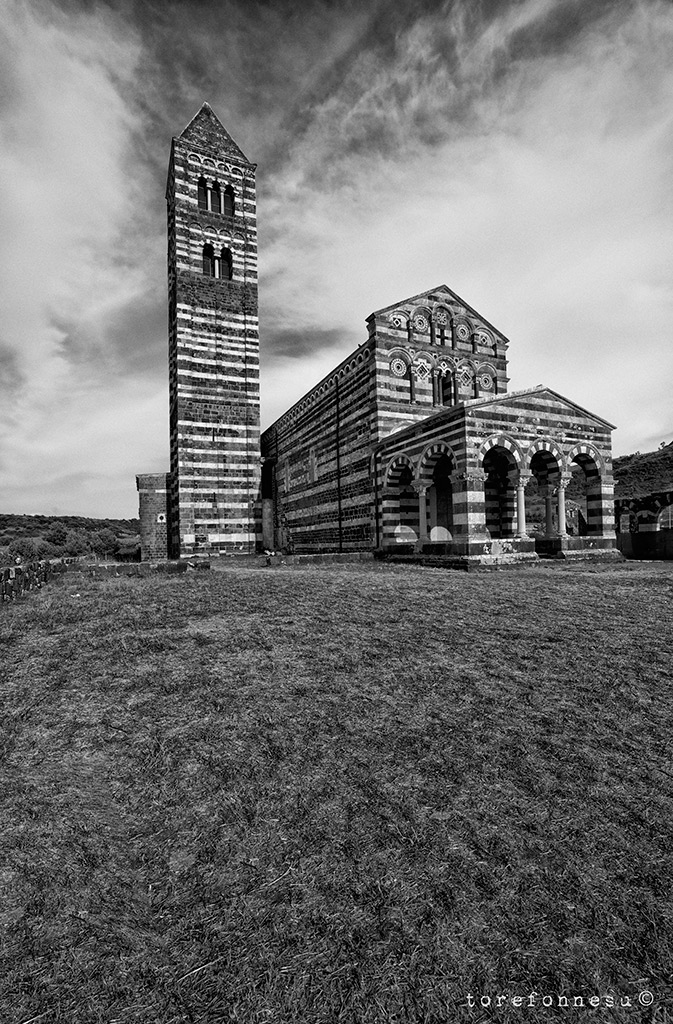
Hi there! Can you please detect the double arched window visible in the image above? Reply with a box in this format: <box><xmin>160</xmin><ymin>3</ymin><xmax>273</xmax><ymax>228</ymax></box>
<box><xmin>197</xmin><ymin>176</ymin><xmax>235</xmax><ymax>216</ymax></box>
<box><xmin>202</xmin><ymin>244</ymin><xmax>233</xmax><ymax>280</ymax></box>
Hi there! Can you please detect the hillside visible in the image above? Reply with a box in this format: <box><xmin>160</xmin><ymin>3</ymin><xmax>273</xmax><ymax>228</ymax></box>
<box><xmin>613</xmin><ymin>442</ymin><xmax>673</xmax><ymax>499</ymax></box>
<box><xmin>525</xmin><ymin>443</ymin><xmax>673</xmax><ymax>512</ymax></box>
<box><xmin>0</xmin><ymin>514</ymin><xmax>140</xmax><ymax>564</ymax></box>
<box><xmin>0</xmin><ymin>513</ymin><xmax>139</xmax><ymax>545</ymax></box>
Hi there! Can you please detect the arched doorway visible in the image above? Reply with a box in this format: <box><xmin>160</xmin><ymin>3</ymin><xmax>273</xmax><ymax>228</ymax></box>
<box><xmin>428</xmin><ymin>454</ymin><xmax>454</xmax><ymax>541</ymax></box>
<box><xmin>569</xmin><ymin>450</ymin><xmax>605</xmax><ymax>535</ymax></box>
<box><xmin>528</xmin><ymin>449</ymin><xmax>563</xmax><ymax>538</ymax></box>
<box><xmin>483</xmin><ymin>446</ymin><xmax>518</xmax><ymax>538</ymax></box>
<box><xmin>382</xmin><ymin>458</ymin><xmax>419</xmax><ymax>545</ymax></box>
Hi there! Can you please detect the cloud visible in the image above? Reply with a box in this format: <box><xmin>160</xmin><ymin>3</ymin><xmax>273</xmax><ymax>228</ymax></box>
<box><xmin>0</xmin><ymin>1</ymin><xmax>166</xmax><ymax>514</ymax></box>
<box><xmin>258</xmin><ymin>0</ymin><xmax>673</xmax><ymax>451</ymax></box>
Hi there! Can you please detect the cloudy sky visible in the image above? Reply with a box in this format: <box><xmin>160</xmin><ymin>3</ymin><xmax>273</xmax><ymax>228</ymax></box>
<box><xmin>1</xmin><ymin>0</ymin><xmax>671</xmax><ymax>518</ymax></box>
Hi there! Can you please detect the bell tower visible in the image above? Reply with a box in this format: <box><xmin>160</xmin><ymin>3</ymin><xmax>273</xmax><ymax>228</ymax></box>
<box><xmin>166</xmin><ymin>103</ymin><xmax>260</xmax><ymax>557</ymax></box>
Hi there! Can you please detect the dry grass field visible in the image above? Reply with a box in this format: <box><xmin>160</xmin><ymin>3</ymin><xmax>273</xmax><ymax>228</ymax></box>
<box><xmin>1</xmin><ymin>560</ymin><xmax>672</xmax><ymax>1024</ymax></box>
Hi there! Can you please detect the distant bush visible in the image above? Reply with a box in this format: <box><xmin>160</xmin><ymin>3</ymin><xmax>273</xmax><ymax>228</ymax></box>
<box><xmin>64</xmin><ymin>530</ymin><xmax>92</xmax><ymax>557</ymax></box>
<box><xmin>8</xmin><ymin>538</ymin><xmax>45</xmax><ymax>561</ymax></box>
<box><xmin>90</xmin><ymin>529</ymin><xmax>120</xmax><ymax>558</ymax></box>
<box><xmin>46</xmin><ymin>523</ymin><xmax>68</xmax><ymax>547</ymax></box>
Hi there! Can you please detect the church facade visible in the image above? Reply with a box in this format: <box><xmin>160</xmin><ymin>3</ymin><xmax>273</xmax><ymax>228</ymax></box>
<box><xmin>137</xmin><ymin>105</ymin><xmax>618</xmax><ymax>567</ymax></box>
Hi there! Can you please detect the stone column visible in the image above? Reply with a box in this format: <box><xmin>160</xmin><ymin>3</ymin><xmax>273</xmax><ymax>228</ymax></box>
<box><xmin>557</xmin><ymin>475</ymin><xmax>570</xmax><ymax>537</ymax></box>
<box><xmin>414</xmin><ymin>483</ymin><xmax>428</xmax><ymax>544</ymax></box>
<box><xmin>545</xmin><ymin>487</ymin><xmax>555</xmax><ymax>536</ymax></box>
<box><xmin>515</xmin><ymin>473</ymin><xmax>531</xmax><ymax>538</ymax></box>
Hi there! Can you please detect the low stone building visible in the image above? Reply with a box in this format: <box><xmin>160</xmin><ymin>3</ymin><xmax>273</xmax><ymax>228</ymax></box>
<box><xmin>615</xmin><ymin>491</ymin><xmax>673</xmax><ymax>560</ymax></box>
<box><xmin>138</xmin><ymin>105</ymin><xmax>619</xmax><ymax>567</ymax></box>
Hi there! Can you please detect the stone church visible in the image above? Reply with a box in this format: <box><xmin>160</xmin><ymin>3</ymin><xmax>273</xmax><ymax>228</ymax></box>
<box><xmin>137</xmin><ymin>104</ymin><xmax>618</xmax><ymax>567</ymax></box>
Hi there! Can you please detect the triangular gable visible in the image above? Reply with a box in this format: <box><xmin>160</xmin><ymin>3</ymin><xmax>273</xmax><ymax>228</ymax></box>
<box><xmin>178</xmin><ymin>103</ymin><xmax>252</xmax><ymax>165</ymax></box>
<box><xmin>468</xmin><ymin>385</ymin><xmax>616</xmax><ymax>430</ymax></box>
<box><xmin>368</xmin><ymin>284</ymin><xmax>510</xmax><ymax>344</ymax></box>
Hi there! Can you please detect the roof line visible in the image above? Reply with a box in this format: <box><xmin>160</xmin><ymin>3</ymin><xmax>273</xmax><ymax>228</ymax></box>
<box><xmin>368</xmin><ymin>284</ymin><xmax>511</xmax><ymax>343</ymax></box>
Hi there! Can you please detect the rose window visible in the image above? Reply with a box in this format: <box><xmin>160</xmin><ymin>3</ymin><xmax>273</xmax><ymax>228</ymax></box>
<box><xmin>479</xmin><ymin>373</ymin><xmax>493</xmax><ymax>390</ymax></box>
<box><xmin>413</xmin><ymin>314</ymin><xmax>429</xmax><ymax>333</ymax></box>
<box><xmin>390</xmin><ymin>357</ymin><xmax>408</xmax><ymax>378</ymax></box>
<box><xmin>434</xmin><ymin>308</ymin><xmax>449</xmax><ymax>326</ymax></box>
<box><xmin>455</xmin><ymin>322</ymin><xmax>470</xmax><ymax>341</ymax></box>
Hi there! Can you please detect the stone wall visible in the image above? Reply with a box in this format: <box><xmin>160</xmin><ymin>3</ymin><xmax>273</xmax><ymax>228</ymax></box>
<box><xmin>136</xmin><ymin>473</ymin><xmax>170</xmax><ymax>562</ymax></box>
<box><xmin>1</xmin><ymin>560</ymin><xmax>55</xmax><ymax>602</ymax></box>
<box><xmin>262</xmin><ymin>347</ymin><xmax>376</xmax><ymax>553</ymax></box>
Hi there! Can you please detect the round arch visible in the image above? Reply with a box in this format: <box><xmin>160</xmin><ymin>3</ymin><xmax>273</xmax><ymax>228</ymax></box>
<box><xmin>435</xmin><ymin>356</ymin><xmax>456</xmax><ymax>375</ymax></box>
<box><xmin>566</xmin><ymin>442</ymin><xmax>605</xmax><ymax>477</ymax></box>
<box><xmin>418</xmin><ymin>442</ymin><xmax>456</xmax><ymax>542</ymax></box>
<box><xmin>657</xmin><ymin>504</ymin><xmax>673</xmax><ymax>530</ymax></box>
<box><xmin>383</xmin><ymin>453</ymin><xmax>416</xmax><ymax>490</ymax></box>
<box><xmin>524</xmin><ymin>438</ymin><xmax>564</xmax><ymax>473</ymax></box>
<box><xmin>381</xmin><ymin>453</ymin><xmax>419</xmax><ymax>545</ymax></box>
<box><xmin>479</xmin><ymin>434</ymin><xmax>523</xmax><ymax>466</ymax></box>
<box><xmin>480</xmin><ymin>438</ymin><xmax>520</xmax><ymax>539</ymax></box>
<box><xmin>417</xmin><ymin>441</ymin><xmax>457</xmax><ymax>486</ymax></box>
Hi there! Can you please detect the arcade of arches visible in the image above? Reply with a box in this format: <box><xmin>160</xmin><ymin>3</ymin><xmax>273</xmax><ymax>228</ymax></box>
<box><xmin>378</xmin><ymin>404</ymin><xmax>617</xmax><ymax>565</ymax></box>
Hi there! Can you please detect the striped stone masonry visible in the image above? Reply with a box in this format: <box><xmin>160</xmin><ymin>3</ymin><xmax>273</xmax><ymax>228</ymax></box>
<box><xmin>167</xmin><ymin>104</ymin><xmax>261</xmax><ymax>558</ymax></box>
<box><xmin>262</xmin><ymin>283</ymin><xmax>618</xmax><ymax>564</ymax></box>
<box><xmin>136</xmin><ymin>473</ymin><xmax>170</xmax><ymax>561</ymax></box>
<box><xmin>138</xmin><ymin>108</ymin><xmax>619</xmax><ymax>567</ymax></box>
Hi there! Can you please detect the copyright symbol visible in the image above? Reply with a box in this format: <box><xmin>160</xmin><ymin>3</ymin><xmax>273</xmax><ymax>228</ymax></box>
<box><xmin>640</xmin><ymin>990</ymin><xmax>654</xmax><ymax>1006</ymax></box>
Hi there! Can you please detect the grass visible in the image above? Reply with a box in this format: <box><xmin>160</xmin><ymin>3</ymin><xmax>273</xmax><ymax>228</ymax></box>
<box><xmin>1</xmin><ymin>560</ymin><xmax>672</xmax><ymax>1023</ymax></box>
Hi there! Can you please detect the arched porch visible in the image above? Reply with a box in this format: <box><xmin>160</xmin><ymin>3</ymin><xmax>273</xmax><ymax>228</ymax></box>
<box><xmin>381</xmin><ymin>456</ymin><xmax>420</xmax><ymax>545</ymax></box>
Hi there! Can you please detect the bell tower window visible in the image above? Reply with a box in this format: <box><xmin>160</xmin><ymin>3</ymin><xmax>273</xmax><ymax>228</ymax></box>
<box><xmin>202</xmin><ymin>243</ymin><xmax>233</xmax><ymax>279</ymax></box>
<box><xmin>203</xmin><ymin>243</ymin><xmax>215</xmax><ymax>275</ymax></box>
<box><xmin>197</xmin><ymin>177</ymin><xmax>235</xmax><ymax>217</ymax></box>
